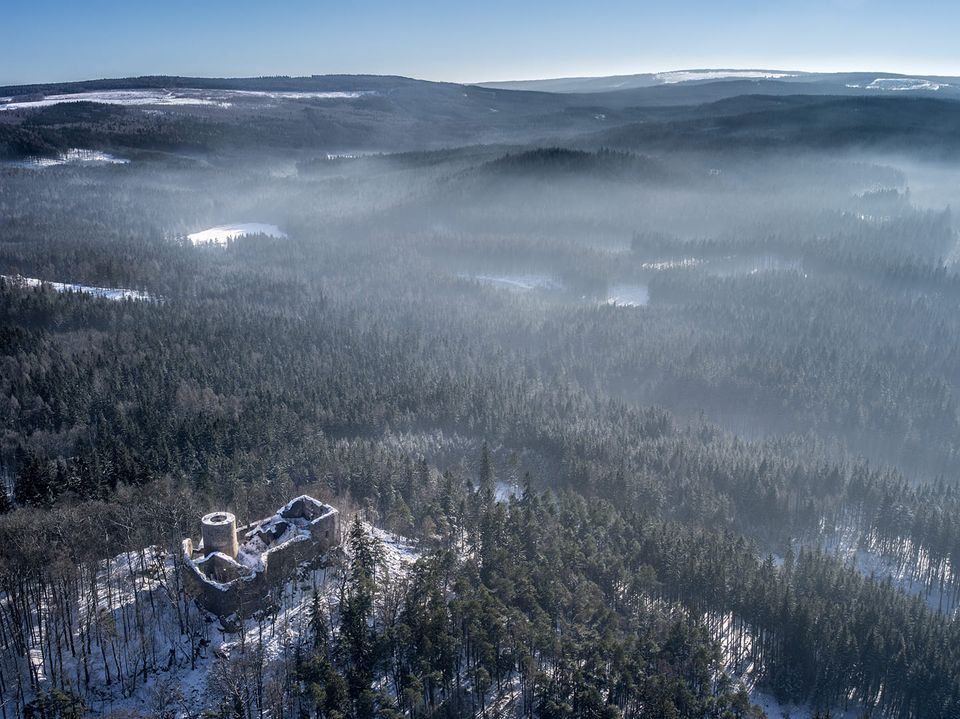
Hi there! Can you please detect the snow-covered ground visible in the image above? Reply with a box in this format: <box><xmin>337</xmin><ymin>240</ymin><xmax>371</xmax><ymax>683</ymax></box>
<box><xmin>805</xmin><ymin>523</ymin><xmax>958</xmax><ymax>616</ymax></box>
<box><xmin>655</xmin><ymin>70</ymin><xmax>797</xmax><ymax>84</ymax></box>
<box><xmin>749</xmin><ymin>689</ymin><xmax>860</xmax><ymax>719</ymax></box>
<box><xmin>0</xmin><ymin>89</ymin><xmax>230</xmax><ymax>111</ymax></box>
<box><xmin>706</xmin><ymin>609</ymin><xmax>861</xmax><ymax>719</ymax></box>
<box><xmin>174</xmin><ymin>525</ymin><xmax>416</xmax><ymax>714</ymax></box>
<box><xmin>2</xmin><ymin>274</ymin><xmax>151</xmax><ymax>301</ymax></box>
<box><xmin>186</xmin><ymin>223</ymin><xmax>288</xmax><ymax>246</ymax></box>
<box><xmin>4</xmin><ymin>148</ymin><xmax>129</xmax><ymax>168</ymax></box>
<box><xmin>494</xmin><ymin>480</ymin><xmax>520</xmax><ymax>503</ymax></box>
<box><xmin>0</xmin><ymin>88</ymin><xmax>374</xmax><ymax>112</ymax></box>
<box><xmin>369</xmin><ymin>525</ymin><xmax>421</xmax><ymax>576</ymax></box>
<box><xmin>219</xmin><ymin>90</ymin><xmax>370</xmax><ymax>100</ymax></box>
<box><xmin>604</xmin><ymin>283</ymin><xmax>649</xmax><ymax>307</ymax></box>
<box><xmin>14</xmin><ymin>522</ymin><xmax>418</xmax><ymax>717</ymax></box>
<box><xmin>859</xmin><ymin>77</ymin><xmax>947</xmax><ymax>92</ymax></box>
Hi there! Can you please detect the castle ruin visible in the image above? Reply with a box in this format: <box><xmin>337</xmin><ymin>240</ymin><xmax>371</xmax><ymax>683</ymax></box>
<box><xmin>181</xmin><ymin>495</ymin><xmax>341</xmax><ymax>617</ymax></box>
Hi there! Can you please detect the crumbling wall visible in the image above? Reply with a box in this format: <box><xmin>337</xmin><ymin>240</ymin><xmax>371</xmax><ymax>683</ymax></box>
<box><xmin>279</xmin><ymin>495</ymin><xmax>341</xmax><ymax>551</ymax></box>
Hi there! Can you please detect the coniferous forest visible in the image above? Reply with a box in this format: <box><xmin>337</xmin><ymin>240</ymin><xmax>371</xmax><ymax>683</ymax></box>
<box><xmin>2</xmin><ymin>75</ymin><xmax>960</xmax><ymax>718</ymax></box>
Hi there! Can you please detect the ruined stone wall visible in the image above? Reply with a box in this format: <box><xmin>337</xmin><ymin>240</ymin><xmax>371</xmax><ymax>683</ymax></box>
<box><xmin>180</xmin><ymin>540</ymin><xmax>271</xmax><ymax>618</ymax></box>
<box><xmin>307</xmin><ymin>508</ymin><xmax>340</xmax><ymax>551</ymax></box>
<box><xmin>180</xmin><ymin>498</ymin><xmax>341</xmax><ymax>619</ymax></box>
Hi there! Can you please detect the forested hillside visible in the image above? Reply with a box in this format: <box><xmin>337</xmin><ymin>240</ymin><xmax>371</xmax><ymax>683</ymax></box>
<box><xmin>2</xmin><ymin>79</ymin><xmax>960</xmax><ymax>717</ymax></box>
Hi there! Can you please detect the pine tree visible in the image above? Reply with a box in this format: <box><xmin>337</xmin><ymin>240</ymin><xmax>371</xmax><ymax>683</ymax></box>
<box><xmin>339</xmin><ymin>517</ymin><xmax>383</xmax><ymax>718</ymax></box>
<box><xmin>479</xmin><ymin>441</ymin><xmax>495</xmax><ymax>500</ymax></box>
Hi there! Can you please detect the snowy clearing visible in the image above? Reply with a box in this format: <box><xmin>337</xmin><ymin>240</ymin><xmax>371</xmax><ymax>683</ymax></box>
<box><xmin>655</xmin><ymin>70</ymin><xmax>797</xmax><ymax>84</ymax></box>
<box><xmin>0</xmin><ymin>88</ymin><xmax>373</xmax><ymax>112</ymax></box>
<box><xmin>2</xmin><ymin>274</ymin><xmax>151</xmax><ymax>301</ymax></box>
<box><xmin>4</xmin><ymin>148</ymin><xmax>129</xmax><ymax>168</ymax></box>
<box><xmin>0</xmin><ymin>89</ymin><xmax>230</xmax><ymax>111</ymax></box>
<box><xmin>186</xmin><ymin>223</ymin><xmax>288</xmax><ymax>246</ymax></box>
<box><xmin>856</xmin><ymin>78</ymin><xmax>946</xmax><ymax>91</ymax></box>
<box><xmin>222</xmin><ymin>90</ymin><xmax>371</xmax><ymax>100</ymax></box>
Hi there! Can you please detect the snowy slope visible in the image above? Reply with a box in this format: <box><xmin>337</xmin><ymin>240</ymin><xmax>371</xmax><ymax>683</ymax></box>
<box><xmin>9</xmin><ymin>522</ymin><xmax>417</xmax><ymax>717</ymax></box>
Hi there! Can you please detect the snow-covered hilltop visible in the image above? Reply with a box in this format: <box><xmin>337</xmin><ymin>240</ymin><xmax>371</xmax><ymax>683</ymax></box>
<box><xmin>8</xmin><ymin>518</ymin><xmax>418</xmax><ymax>717</ymax></box>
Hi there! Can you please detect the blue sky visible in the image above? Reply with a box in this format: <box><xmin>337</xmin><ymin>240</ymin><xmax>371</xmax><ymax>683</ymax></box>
<box><xmin>3</xmin><ymin>0</ymin><xmax>959</xmax><ymax>85</ymax></box>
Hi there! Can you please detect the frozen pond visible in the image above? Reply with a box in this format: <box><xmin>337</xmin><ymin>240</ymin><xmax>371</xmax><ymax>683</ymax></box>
<box><xmin>2</xmin><ymin>275</ymin><xmax>151</xmax><ymax>301</ymax></box>
<box><xmin>187</xmin><ymin>223</ymin><xmax>288</xmax><ymax>246</ymax></box>
<box><xmin>605</xmin><ymin>284</ymin><xmax>649</xmax><ymax>306</ymax></box>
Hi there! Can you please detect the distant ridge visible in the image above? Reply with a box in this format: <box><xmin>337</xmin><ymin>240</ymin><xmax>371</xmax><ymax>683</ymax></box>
<box><xmin>6</xmin><ymin>69</ymin><xmax>960</xmax><ymax>99</ymax></box>
<box><xmin>0</xmin><ymin>74</ymin><xmax>451</xmax><ymax>98</ymax></box>
<box><xmin>478</xmin><ymin>69</ymin><xmax>960</xmax><ymax>95</ymax></box>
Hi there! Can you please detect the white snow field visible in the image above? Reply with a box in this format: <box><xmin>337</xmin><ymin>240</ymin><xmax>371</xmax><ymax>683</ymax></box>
<box><xmin>226</xmin><ymin>90</ymin><xmax>370</xmax><ymax>100</ymax></box>
<box><xmin>0</xmin><ymin>89</ymin><xmax>228</xmax><ymax>111</ymax></box>
<box><xmin>186</xmin><ymin>222</ymin><xmax>288</xmax><ymax>246</ymax></box>
<box><xmin>655</xmin><ymin>70</ymin><xmax>797</xmax><ymax>84</ymax></box>
<box><xmin>0</xmin><ymin>88</ymin><xmax>373</xmax><ymax>112</ymax></box>
<box><xmin>5</xmin><ymin>148</ymin><xmax>129</xmax><ymax>168</ymax></box>
<box><xmin>853</xmin><ymin>77</ymin><xmax>947</xmax><ymax>91</ymax></box>
<box><xmin>2</xmin><ymin>274</ymin><xmax>151</xmax><ymax>301</ymax></box>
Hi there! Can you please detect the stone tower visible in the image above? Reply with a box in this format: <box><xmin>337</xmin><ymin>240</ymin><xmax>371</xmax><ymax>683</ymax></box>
<box><xmin>201</xmin><ymin>511</ymin><xmax>239</xmax><ymax>559</ymax></box>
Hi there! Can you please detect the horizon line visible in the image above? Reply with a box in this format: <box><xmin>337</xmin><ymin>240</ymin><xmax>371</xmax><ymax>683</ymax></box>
<box><xmin>5</xmin><ymin>66</ymin><xmax>960</xmax><ymax>89</ymax></box>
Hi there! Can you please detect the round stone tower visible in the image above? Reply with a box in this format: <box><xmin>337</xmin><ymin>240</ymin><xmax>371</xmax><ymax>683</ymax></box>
<box><xmin>201</xmin><ymin>511</ymin><xmax>239</xmax><ymax>559</ymax></box>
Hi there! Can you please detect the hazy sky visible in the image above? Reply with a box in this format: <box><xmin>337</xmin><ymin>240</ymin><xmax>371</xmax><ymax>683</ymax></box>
<box><xmin>3</xmin><ymin>0</ymin><xmax>960</xmax><ymax>85</ymax></box>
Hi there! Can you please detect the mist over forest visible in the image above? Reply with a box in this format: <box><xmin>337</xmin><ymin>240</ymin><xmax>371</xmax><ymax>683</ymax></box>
<box><xmin>2</xmin><ymin>71</ymin><xmax>960</xmax><ymax>718</ymax></box>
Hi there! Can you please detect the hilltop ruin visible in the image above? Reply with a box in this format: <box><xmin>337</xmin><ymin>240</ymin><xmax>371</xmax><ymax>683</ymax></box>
<box><xmin>181</xmin><ymin>495</ymin><xmax>341</xmax><ymax>617</ymax></box>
